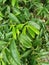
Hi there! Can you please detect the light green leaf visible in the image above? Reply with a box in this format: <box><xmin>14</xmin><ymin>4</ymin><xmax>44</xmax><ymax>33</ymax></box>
<box><xmin>0</xmin><ymin>0</ymin><xmax>2</xmax><ymax>3</ymax></box>
<box><xmin>2</xmin><ymin>60</ymin><xmax>6</xmax><ymax>65</ymax></box>
<box><xmin>11</xmin><ymin>0</ymin><xmax>16</xmax><ymax>7</ymax></box>
<box><xmin>16</xmin><ymin>24</ymin><xmax>24</xmax><ymax>30</ymax></box>
<box><xmin>12</xmin><ymin>26</ymin><xmax>16</xmax><ymax>39</ymax></box>
<box><xmin>39</xmin><ymin>52</ymin><xmax>49</xmax><ymax>56</ymax></box>
<box><xmin>22</xmin><ymin>26</ymin><xmax>26</xmax><ymax>35</ymax></box>
<box><xmin>28</xmin><ymin>25</ymin><xmax>40</xmax><ymax>35</ymax></box>
<box><xmin>41</xmin><ymin>62</ymin><xmax>49</xmax><ymax>65</ymax></box>
<box><xmin>3</xmin><ymin>0</ymin><xmax>6</xmax><ymax>4</ymax></box>
<box><xmin>0</xmin><ymin>11</ymin><xmax>3</xmax><ymax>17</ymax></box>
<box><xmin>27</xmin><ymin>27</ymin><xmax>35</xmax><ymax>38</ymax></box>
<box><xmin>28</xmin><ymin>21</ymin><xmax>40</xmax><ymax>30</ymax></box>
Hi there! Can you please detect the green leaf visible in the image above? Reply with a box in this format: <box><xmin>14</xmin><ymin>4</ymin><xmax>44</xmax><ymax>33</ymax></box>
<box><xmin>39</xmin><ymin>52</ymin><xmax>49</xmax><ymax>56</ymax></box>
<box><xmin>3</xmin><ymin>0</ymin><xmax>6</xmax><ymax>4</ymax></box>
<box><xmin>12</xmin><ymin>26</ymin><xmax>16</xmax><ymax>39</ymax></box>
<box><xmin>22</xmin><ymin>26</ymin><xmax>26</xmax><ymax>35</ymax></box>
<box><xmin>13</xmin><ymin>8</ymin><xmax>20</xmax><ymax>15</ymax></box>
<box><xmin>0</xmin><ymin>17</ymin><xmax>3</xmax><ymax>21</ymax></box>
<box><xmin>21</xmin><ymin>50</ymin><xmax>31</xmax><ymax>58</ymax></box>
<box><xmin>19</xmin><ymin>34</ymin><xmax>32</xmax><ymax>48</ymax></box>
<box><xmin>0</xmin><ymin>11</ymin><xmax>3</xmax><ymax>17</ymax></box>
<box><xmin>10</xmin><ymin>40</ymin><xmax>21</xmax><ymax>65</ymax></box>
<box><xmin>28</xmin><ymin>21</ymin><xmax>40</xmax><ymax>30</ymax></box>
<box><xmin>0</xmin><ymin>32</ymin><xmax>2</xmax><ymax>37</ymax></box>
<box><xmin>45</xmin><ymin>33</ymin><xmax>49</xmax><ymax>42</ymax></box>
<box><xmin>23</xmin><ymin>8</ymin><xmax>30</xmax><ymax>20</ymax></box>
<box><xmin>0</xmin><ymin>41</ymin><xmax>7</xmax><ymax>51</ymax></box>
<box><xmin>0</xmin><ymin>0</ymin><xmax>2</xmax><ymax>3</ymax></box>
<box><xmin>27</xmin><ymin>26</ymin><xmax>35</xmax><ymax>38</ymax></box>
<box><xmin>11</xmin><ymin>0</ymin><xmax>16</xmax><ymax>7</ymax></box>
<box><xmin>16</xmin><ymin>24</ymin><xmax>24</xmax><ymax>30</ymax></box>
<box><xmin>33</xmin><ymin>38</ymin><xmax>41</xmax><ymax>46</ymax></box>
<box><xmin>28</xmin><ymin>25</ymin><xmax>40</xmax><ymax>35</ymax></box>
<box><xmin>2</xmin><ymin>60</ymin><xmax>6</xmax><ymax>65</ymax></box>
<box><xmin>5</xmin><ymin>48</ymin><xmax>18</xmax><ymax>65</ymax></box>
<box><xmin>3</xmin><ymin>51</ymin><xmax>9</xmax><ymax>64</ymax></box>
<box><xmin>46</xmin><ymin>41</ymin><xmax>49</xmax><ymax>46</ymax></box>
<box><xmin>6</xmin><ymin>32</ymin><xmax>12</xmax><ymax>39</ymax></box>
<box><xmin>9</xmin><ymin>13</ymin><xmax>20</xmax><ymax>23</ymax></box>
<box><xmin>41</xmin><ymin>62</ymin><xmax>49</xmax><ymax>65</ymax></box>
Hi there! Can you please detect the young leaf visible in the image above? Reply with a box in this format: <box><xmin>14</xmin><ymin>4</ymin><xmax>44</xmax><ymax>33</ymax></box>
<box><xmin>11</xmin><ymin>0</ymin><xmax>16</xmax><ymax>7</ymax></box>
<box><xmin>12</xmin><ymin>26</ymin><xmax>16</xmax><ymax>39</ymax></box>
<box><xmin>2</xmin><ymin>60</ymin><xmax>6</xmax><ymax>65</ymax></box>
<box><xmin>28</xmin><ymin>25</ymin><xmax>40</xmax><ymax>35</ymax></box>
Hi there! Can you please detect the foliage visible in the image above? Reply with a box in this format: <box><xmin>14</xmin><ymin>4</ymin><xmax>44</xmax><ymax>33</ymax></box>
<box><xmin>0</xmin><ymin>0</ymin><xmax>49</xmax><ymax>65</ymax></box>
